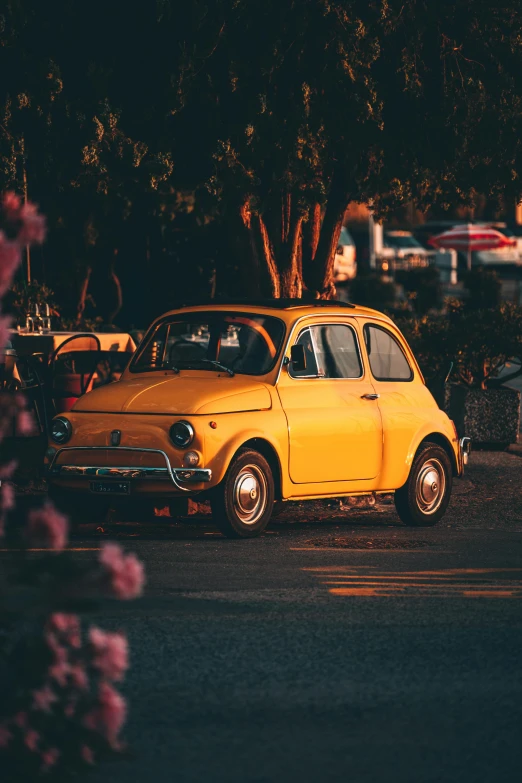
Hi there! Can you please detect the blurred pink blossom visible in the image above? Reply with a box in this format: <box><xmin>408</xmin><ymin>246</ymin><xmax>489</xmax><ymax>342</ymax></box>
<box><xmin>0</xmin><ymin>479</ymin><xmax>15</xmax><ymax>538</ymax></box>
<box><xmin>0</xmin><ymin>313</ymin><xmax>13</xmax><ymax>352</ymax></box>
<box><xmin>0</xmin><ymin>460</ymin><xmax>17</xmax><ymax>479</ymax></box>
<box><xmin>84</xmin><ymin>682</ymin><xmax>126</xmax><ymax>749</ymax></box>
<box><xmin>48</xmin><ymin>661</ymin><xmax>70</xmax><ymax>687</ymax></box>
<box><xmin>1</xmin><ymin>481</ymin><xmax>14</xmax><ymax>511</ymax></box>
<box><xmin>16</xmin><ymin>408</ymin><xmax>36</xmax><ymax>436</ymax></box>
<box><xmin>0</xmin><ymin>725</ymin><xmax>12</xmax><ymax>748</ymax></box>
<box><xmin>81</xmin><ymin>745</ymin><xmax>95</xmax><ymax>765</ymax></box>
<box><xmin>32</xmin><ymin>685</ymin><xmax>58</xmax><ymax>713</ymax></box>
<box><xmin>27</xmin><ymin>502</ymin><xmax>68</xmax><ymax>550</ymax></box>
<box><xmin>14</xmin><ymin>711</ymin><xmax>28</xmax><ymax>729</ymax></box>
<box><xmin>0</xmin><ymin>234</ymin><xmax>21</xmax><ymax>296</ymax></box>
<box><xmin>41</xmin><ymin>747</ymin><xmax>60</xmax><ymax>771</ymax></box>
<box><xmin>69</xmin><ymin>664</ymin><xmax>89</xmax><ymax>691</ymax></box>
<box><xmin>48</xmin><ymin>613</ymin><xmax>81</xmax><ymax>647</ymax></box>
<box><xmin>2</xmin><ymin>191</ymin><xmax>22</xmax><ymax>216</ymax></box>
<box><xmin>100</xmin><ymin>543</ymin><xmax>145</xmax><ymax>599</ymax></box>
<box><xmin>89</xmin><ymin>627</ymin><xmax>128</xmax><ymax>681</ymax></box>
<box><xmin>64</xmin><ymin>702</ymin><xmax>76</xmax><ymax>718</ymax></box>
<box><xmin>18</xmin><ymin>201</ymin><xmax>46</xmax><ymax>245</ymax></box>
<box><xmin>24</xmin><ymin>728</ymin><xmax>40</xmax><ymax>751</ymax></box>
<box><xmin>1</xmin><ymin>192</ymin><xmax>46</xmax><ymax>247</ymax></box>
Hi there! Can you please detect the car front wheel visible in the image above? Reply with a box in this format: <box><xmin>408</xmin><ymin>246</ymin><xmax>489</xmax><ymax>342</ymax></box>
<box><xmin>394</xmin><ymin>443</ymin><xmax>453</xmax><ymax>527</ymax></box>
<box><xmin>210</xmin><ymin>448</ymin><xmax>274</xmax><ymax>538</ymax></box>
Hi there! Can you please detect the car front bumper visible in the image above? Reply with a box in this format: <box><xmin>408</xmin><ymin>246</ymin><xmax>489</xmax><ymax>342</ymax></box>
<box><xmin>459</xmin><ymin>437</ymin><xmax>471</xmax><ymax>474</ymax></box>
<box><xmin>47</xmin><ymin>446</ymin><xmax>212</xmax><ymax>493</ymax></box>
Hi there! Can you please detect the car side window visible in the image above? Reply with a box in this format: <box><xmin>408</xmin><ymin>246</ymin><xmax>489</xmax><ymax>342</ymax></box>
<box><xmin>289</xmin><ymin>324</ymin><xmax>362</xmax><ymax>379</ymax></box>
<box><xmin>363</xmin><ymin>324</ymin><xmax>413</xmax><ymax>382</ymax></box>
<box><xmin>288</xmin><ymin>328</ymin><xmax>319</xmax><ymax>378</ymax></box>
<box><xmin>312</xmin><ymin>324</ymin><xmax>362</xmax><ymax>379</ymax></box>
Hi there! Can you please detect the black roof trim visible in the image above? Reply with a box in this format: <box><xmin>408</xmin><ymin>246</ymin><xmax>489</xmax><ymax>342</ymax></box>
<box><xmin>173</xmin><ymin>298</ymin><xmax>356</xmax><ymax>310</ymax></box>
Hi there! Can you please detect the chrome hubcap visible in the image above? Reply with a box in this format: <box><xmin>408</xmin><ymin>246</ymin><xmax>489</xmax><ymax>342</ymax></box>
<box><xmin>233</xmin><ymin>465</ymin><xmax>267</xmax><ymax>525</ymax></box>
<box><xmin>415</xmin><ymin>458</ymin><xmax>446</xmax><ymax>514</ymax></box>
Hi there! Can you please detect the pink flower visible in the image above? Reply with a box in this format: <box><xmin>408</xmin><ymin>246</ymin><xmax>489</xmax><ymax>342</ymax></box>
<box><xmin>14</xmin><ymin>711</ymin><xmax>28</xmax><ymax>729</ymax></box>
<box><xmin>24</xmin><ymin>728</ymin><xmax>40</xmax><ymax>751</ymax></box>
<box><xmin>26</xmin><ymin>502</ymin><xmax>68</xmax><ymax>550</ymax></box>
<box><xmin>48</xmin><ymin>613</ymin><xmax>81</xmax><ymax>647</ymax></box>
<box><xmin>0</xmin><ymin>460</ymin><xmax>17</xmax><ymax>480</ymax></box>
<box><xmin>16</xmin><ymin>408</ymin><xmax>36</xmax><ymax>436</ymax></box>
<box><xmin>89</xmin><ymin>627</ymin><xmax>128</xmax><ymax>681</ymax></box>
<box><xmin>0</xmin><ymin>313</ymin><xmax>13</xmax><ymax>353</ymax></box>
<box><xmin>0</xmin><ymin>478</ymin><xmax>14</xmax><ymax>538</ymax></box>
<box><xmin>17</xmin><ymin>201</ymin><xmax>46</xmax><ymax>245</ymax></box>
<box><xmin>0</xmin><ymin>725</ymin><xmax>12</xmax><ymax>748</ymax></box>
<box><xmin>2</xmin><ymin>191</ymin><xmax>22</xmax><ymax>216</ymax></box>
<box><xmin>1</xmin><ymin>481</ymin><xmax>14</xmax><ymax>512</ymax></box>
<box><xmin>41</xmin><ymin>747</ymin><xmax>60</xmax><ymax>771</ymax></box>
<box><xmin>32</xmin><ymin>685</ymin><xmax>58</xmax><ymax>712</ymax></box>
<box><xmin>69</xmin><ymin>663</ymin><xmax>89</xmax><ymax>690</ymax></box>
<box><xmin>48</xmin><ymin>661</ymin><xmax>70</xmax><ymax>687</ymax></box>
<box><xmin>84</xmin><ymin>682</ymin><xmax>126</xmax><ymax>749</ymax></box>
<box><xmin>64</xmin><ymin>702</ymin><xmax>76</xmax><ymax>718</ymax></box>
<box><xmin>45</xmin><ymin>630</ymin><xmax>68</xmax><ymax>664</ymax></box>
<box><xmin>0</xmin><ymin>235</ymin><xmax>21</xmax><ymax>296</ymax></box>
<box><xmin>99</xmin><ymin>543</ymin><xmax>145</xmax><ymax>599</ymax></box>
<box><xmin>81</xmin><ymin>745</ymin><xmax>95</xmax><ymax>765</ymax></box>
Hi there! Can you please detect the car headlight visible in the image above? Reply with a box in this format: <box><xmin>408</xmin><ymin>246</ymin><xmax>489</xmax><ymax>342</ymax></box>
<box><xmin>50</xmin><ymin>417</ymin><xmax>72</xmax><ymax>444</ymax></box>
<box><xmin>169</xmin><ymin>420</ymin><xmax>194</xmax><ymax>449</ymax></box>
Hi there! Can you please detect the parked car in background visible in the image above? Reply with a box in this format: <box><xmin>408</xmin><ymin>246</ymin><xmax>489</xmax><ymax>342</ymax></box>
<box><xmin>333</xmin><ymin>227</ymin><xmax>357</xmax><ymax>282</ymax></box>
<box><xmin>382</xmin><ymin>231</ymin><xmax>430</xmax><ymax>261</ymax></box>
<box><xmin>46</xmin><ymin>299</ymin><xmax>470</xmax><ymax>538</ymax></box>
<box><xmin>474</xmin><ymin>223</ymin><xmax>522</xmax><ymax>267</ymax></box>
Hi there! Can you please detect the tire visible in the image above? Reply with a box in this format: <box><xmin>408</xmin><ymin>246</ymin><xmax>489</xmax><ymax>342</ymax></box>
<box><xmin>47</xmin><ymin>484</ymin><xmax>110</xmax><ymax>529</ymax></box>
<box><xmin>394</xmin><ymin>442</ymin><xmax>453</xmax><ymax>527</ymax></box>
<box><xmin>210</xmin><ymin>448</ymin><xmax>275</xmax><ymax>538</ymax></box>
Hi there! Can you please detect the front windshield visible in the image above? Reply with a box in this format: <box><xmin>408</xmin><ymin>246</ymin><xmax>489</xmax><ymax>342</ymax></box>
<box><xmin>130</xmin><ymin>311</ymin><xmax>286</xmax><ymax>376</ymax></box>
<box><xmin>385</xmin><ymin>234</ymin><xmax>422</xmax><ymax>249</ymax></box>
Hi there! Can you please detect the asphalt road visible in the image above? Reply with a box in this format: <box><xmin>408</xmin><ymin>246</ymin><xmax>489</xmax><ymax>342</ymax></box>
<box><xmin>30</xmin><ymin>453</ymin><xmax>522</xmax><ymax>782</ymax></box>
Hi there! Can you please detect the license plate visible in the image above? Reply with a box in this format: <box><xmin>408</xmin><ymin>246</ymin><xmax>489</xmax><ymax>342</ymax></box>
<box><xmin>90</xmin><ymin>481</ymin><xmax>130</xmax><ymax>495</ymax></box>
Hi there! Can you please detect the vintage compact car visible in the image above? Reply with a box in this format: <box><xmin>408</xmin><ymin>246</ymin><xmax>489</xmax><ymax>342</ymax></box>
<box><xmin>46</xmin><ymin>299</ymin><xmax>471</xmax><ymax>538</ymax></box>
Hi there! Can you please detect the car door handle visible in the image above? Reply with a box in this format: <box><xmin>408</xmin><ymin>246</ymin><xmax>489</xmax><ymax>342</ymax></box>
<box><xmin>361</xmin><ymin>393</ymin><xmax>380</xmax><ymax>400</ymax></box>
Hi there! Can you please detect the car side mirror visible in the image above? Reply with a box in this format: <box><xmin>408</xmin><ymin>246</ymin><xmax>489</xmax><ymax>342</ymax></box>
<box><xmin>290</xmin><ymin>344</ymin><xmax>307</xmax><ymax>372</ymax></box>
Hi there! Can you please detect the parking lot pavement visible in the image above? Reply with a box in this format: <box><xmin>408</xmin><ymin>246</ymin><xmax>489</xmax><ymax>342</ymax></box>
<box><xmin>40</xmin><ymin>449</ymin><xmax>515</xmax><ymax>783</ymax></box>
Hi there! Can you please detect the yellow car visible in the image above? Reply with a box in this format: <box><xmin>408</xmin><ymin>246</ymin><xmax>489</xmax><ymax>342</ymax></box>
<box><xmin>46</xmin><ymin>299</ymin><xmax>471</xmax><ymax>538</ymax></box>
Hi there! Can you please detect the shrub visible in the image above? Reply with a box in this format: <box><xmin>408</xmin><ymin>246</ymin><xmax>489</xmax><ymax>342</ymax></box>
<box><xmin>0</xmin><ymin>193</ymin><xmax>145</xmax><ymax>780</ymax></box>
<box><xmin>463</xmin><ymin>267</ymin><xmax>502</xmax><ymax>310</ymax></box>
<box><xmin>395</xmin><ymin>266</ymin><xmax>442</xmax><ymax>315</ymax></box>
<box><xmin>398</xmin><ymin>301</ymin><xmax>522</xmax><ymax>390</ymax></box>
<box><xmin>349</xmin><ymin>273</ymin><xmax>396</xmax><ymax>310</ymax></box>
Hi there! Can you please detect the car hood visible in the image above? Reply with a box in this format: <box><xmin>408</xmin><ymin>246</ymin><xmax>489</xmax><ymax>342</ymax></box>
<box><xmin>73</xmin><ymin>373</ymin><xmax>272</xmax><ymax>415</ymax></box>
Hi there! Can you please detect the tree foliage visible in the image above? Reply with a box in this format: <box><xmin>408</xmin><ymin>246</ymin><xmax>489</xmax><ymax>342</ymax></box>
<box><xmin>3</xmin><ymin>1</ymin><xmax>522</xmax><ymax>303</ymax></box>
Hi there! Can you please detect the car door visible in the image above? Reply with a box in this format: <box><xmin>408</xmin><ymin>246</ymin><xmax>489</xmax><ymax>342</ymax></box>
<box><xmin>276</xmin><ymin>320</ymin><xmax>382</xmax><ymax>484</ymax></box>
<box><xmin>361</xmin><ymin>321</ymin><xmax>432</xmax><ymax>471</ymax></box>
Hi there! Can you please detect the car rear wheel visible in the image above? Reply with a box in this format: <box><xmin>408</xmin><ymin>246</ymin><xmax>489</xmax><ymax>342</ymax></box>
<box><xmin>394</xmin><ymin>443</ymin><xmax>453</xmax><ymax>527</ymax></box>
<box><xmin>210</xmin><ymin>448</ymin><xmax>274</xmax><ymax>538</ymax></box>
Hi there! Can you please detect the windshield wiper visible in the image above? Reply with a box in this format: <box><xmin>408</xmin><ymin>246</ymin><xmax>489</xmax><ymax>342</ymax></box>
<box><xmin>200</xmin><ymin>359</ymin><xmax>235</xmax><ymax>377</ymax></box>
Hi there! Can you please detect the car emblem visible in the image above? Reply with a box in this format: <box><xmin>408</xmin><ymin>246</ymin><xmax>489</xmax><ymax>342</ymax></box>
<box><xmin>110</xmin><ymin>430</ymin><xmax>121</xmax><ymax>447</ymax></box>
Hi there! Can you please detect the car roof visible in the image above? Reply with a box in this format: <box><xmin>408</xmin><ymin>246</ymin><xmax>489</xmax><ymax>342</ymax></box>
<box><xmin>158</xmin><ymin>298</ymin><xmax>393</xmax><ymax>325</ymax></box>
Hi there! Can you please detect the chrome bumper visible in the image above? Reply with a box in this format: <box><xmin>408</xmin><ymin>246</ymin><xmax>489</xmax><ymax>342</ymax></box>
<box><xmin>47</xmin><ymin>447</ymin><xmax>212</xmax><ymax>493</ymax></box>
<box><xmin>459</xmin><ymin>437</ymin><xmax>471</xmax><ymax>470</ymax></box>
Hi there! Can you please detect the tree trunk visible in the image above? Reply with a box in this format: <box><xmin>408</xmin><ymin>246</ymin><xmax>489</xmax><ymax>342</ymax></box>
<box><xmin>304</xmin><ymin>170</ymin><xmax>350</xmax><ymax>299</ymax></box>
<box><xmin>75</xmin><ymin>266</ymin><xmax>92</xmax><ymax>326</ymax></box>
<box><xmin>232</xmin><ymin>177</ymin><xmax>350</xmax><ymax>300</ymax></box>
